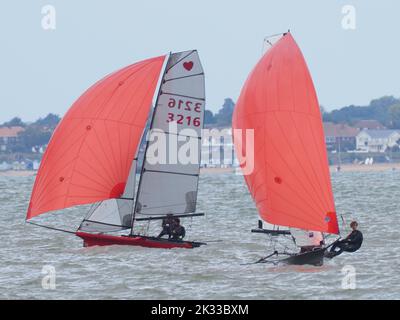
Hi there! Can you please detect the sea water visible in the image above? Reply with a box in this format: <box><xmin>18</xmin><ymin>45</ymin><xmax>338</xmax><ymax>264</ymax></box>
<box><xmin>0</xmin><ymin>170</ymin><xmax>398</xmax><ymax>299</ymax></box>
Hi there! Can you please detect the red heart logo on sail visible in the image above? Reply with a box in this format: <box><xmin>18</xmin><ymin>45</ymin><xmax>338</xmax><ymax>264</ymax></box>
<box><xmin>183</xmin><ymin>61</ymin><xmax>193</xmax><ymax>71</ymax></box>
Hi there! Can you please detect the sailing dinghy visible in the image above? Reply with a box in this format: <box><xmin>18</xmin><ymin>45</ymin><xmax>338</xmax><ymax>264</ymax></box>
<box><xmin>233</xmin><ymin>32</ymin><xmax>340</xmax><ymax>266</ymax></box>
<box><xmin>26</xmin><ymin>50</ymin><xmax>206</xmax><ymax>249</ymax></box>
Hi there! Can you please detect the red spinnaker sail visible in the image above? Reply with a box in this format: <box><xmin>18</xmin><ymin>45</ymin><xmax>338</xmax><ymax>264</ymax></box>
<box><xmin>233</xmin><ymin>33</ymin><xmax>338</xmax><ymax>234</ymax></box>
<box><xmin>27</xmin><ymin>55</ymin><xmax>166</xmax><ymax>219</ymax></box>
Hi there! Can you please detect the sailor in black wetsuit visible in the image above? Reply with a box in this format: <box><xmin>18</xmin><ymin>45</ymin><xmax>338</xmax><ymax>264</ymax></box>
<box><xmin>157</xmin><ymin>214</ymin><xmax>174</xmax><ymax>239</ymax></box>
<box><xmin>170</xmin><ymin>218</ymin><xmax>186</xmax><ymax>241</ymax></box>
<box><xmin>327</xmin><ymin>221</ymin><xmax>363</xmax><ymax>258</ymax></box>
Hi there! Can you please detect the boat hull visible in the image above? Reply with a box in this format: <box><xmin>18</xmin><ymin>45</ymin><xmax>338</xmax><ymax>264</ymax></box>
<box><xmin>75</xmin><ymin>232</ymin><xmax>205</xmax><ymax>249</ymax></box>
<box><xmin>281</xmin><ymin>248</ymin><xmax>326</xmax><ymax>266</ymax></box>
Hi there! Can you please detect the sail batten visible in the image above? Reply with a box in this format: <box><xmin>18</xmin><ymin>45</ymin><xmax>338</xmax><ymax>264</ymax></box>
<box><xmin>233</xmin><ymin>33</ymin><xmax>339</xmax><ymax>234</ymax></box>
<box><xmin>27</xmin><ymin>55</ymin><xmax>166</xmax><ymax>220</ymax></box>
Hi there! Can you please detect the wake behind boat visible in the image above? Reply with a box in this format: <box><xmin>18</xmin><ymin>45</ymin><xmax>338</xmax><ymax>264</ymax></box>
<box><xmin>26</xmin><ymin>50</ymin><xmax>207</xmax><ymax>249</ymax></box>
<box><xmin>233</xmin><ymin>32</ymin><xmax>346</xmax><ymax>266</ymax></box>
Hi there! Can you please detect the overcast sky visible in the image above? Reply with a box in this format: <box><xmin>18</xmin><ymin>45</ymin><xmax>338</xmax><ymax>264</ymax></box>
<box><xmin>1</xmin><ymin>0</ymin><xmax>399</xmax><ymax>123</ymax></box>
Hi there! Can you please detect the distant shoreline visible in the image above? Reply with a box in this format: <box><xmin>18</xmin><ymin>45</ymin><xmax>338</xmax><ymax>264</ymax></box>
<box><xmin>0</xmin><ymin>170</ymin><xmax>36</xmax><ymax>177</ymax></box>
<box><xmin>202</xmin><ymin>163</ymin><xmax>400</xmax><ymax>174</ymax></box>
<box><xmin>1</xmin><ymin>163</ymin><xmax>399</xmax><ymax>178</ymax></box>
<box><xmin>329</xmin><ymin>163</ymin><xmax>400</xmax><ymax>172</ymax></box>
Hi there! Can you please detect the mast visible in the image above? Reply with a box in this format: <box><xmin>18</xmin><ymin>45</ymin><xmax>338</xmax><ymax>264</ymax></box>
<box><xmin>129</xmin><ymin>53</ymin><xmax>171</xmax><ymax>234</ymax></box>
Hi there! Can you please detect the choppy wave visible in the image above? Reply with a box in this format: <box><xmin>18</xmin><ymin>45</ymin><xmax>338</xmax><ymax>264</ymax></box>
<box><xmin>0</xmin><ymin>170</ymin><xmax>398</xmax><ymax>299</ymax></box>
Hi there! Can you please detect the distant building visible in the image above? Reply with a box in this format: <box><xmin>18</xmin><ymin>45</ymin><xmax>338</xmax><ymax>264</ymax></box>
<box><xmin>201</xmin><ymin>127</ymin><xmax>238</xmax><ymax>168</ymax></box>
<box><xmin>0</xmin><ymin>161</ymin><xmax>12</xmax><ymax>171</ymax></box>
<box><xmin>323</xmin><ymin>122</ymin><xmax>359</xmax><ymax>151</ymax></box>
<box><xmin>12</xmin><ymin>161</ymin><xmax>27</xmax><ymax>170</ymax></box>
<box><xmin>356</xmin><ymin>129</ymin><xmax>400</xmax><ymax>153</ymax></box>
<box><xmin>353</xmin><ymin>120</ymin><xmax>386</xmax><ymax>130</ymax></box>
<box><xmin>0</xmin><ymin>126</ymin><xmax>25</xmax><ymax>152</ymax></box>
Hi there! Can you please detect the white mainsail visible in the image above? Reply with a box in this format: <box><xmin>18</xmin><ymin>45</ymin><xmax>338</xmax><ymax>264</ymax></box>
<box><xmin>133</xmin><ymin>50</ymin><xmax>205</xmax><ymax>219</ymax></box>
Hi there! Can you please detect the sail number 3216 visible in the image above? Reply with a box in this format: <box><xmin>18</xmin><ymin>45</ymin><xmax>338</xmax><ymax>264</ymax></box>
<box><xmin>166</xmin><ymin>98</ymin><xmax>202</xmax><ymax>127</ymax></box>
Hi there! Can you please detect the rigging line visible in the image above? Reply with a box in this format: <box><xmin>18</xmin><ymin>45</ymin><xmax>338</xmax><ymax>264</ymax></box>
<box><xmin>166</xmin><ymin>50</ymin><xmax>196</xmax><ymax>72</ymax></box>
<box><xmin>151</xmin><ymin>130</ymin><xmax>202</xmax><ymax>140</ymax></box>
<box><xmin>81</xmin><ymin>219</ymin><xmax>131</xmax><ymax>228</ymax></box>
<box><xmin>135</xmin><ymin>213</ymin><xmax>204</xmax><ymax>221</ymax></box>
<box><xmin>163</xmin><ymin>73</ymin><xmax>204</xmax><ymax>83</ymax></box>
<box><xmin>26</xmin><ymin>221</ymin><xmax>76</xmax><ymax>235</ymax></box>
<box><xmin>143</xmin><ymin>168</ymin><xmax>199</xmax><ymax>177</ymax></box>
<box><xmin>263</xmin><ymin>31</ymin><xmax>288</xmax><ymax>41</ymax></box>
<box><xmin>135</xmin><ymin>201</ymin><xmax>197</xmax><ymax>211</ymax></box>
<box><xmin>161</xmin><ymin>92</ymin><xmax>205</xmax><ymax>101</ymax></box>
<box><xmin>240</xmin><ymin>251</ymin><xmax>278</xmax><ymax>265</ymax></box>
<box><xmin>131</xmin><ymin>54</ymin><xmax>171</xmax><ymax>234</ymax></box>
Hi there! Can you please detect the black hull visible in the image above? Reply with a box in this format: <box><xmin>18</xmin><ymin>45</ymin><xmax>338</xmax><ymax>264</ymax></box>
<box><xmin>281</xmin><ymin>248</ymin><xmax>326</xmax><ymax>266</ymax></box>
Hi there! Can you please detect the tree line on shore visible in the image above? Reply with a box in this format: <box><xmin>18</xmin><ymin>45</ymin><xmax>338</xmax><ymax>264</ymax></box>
<box><xmin>2</xmin><ymin>95</ymin><xmax>400</xmax><ymax>154</ymax></box>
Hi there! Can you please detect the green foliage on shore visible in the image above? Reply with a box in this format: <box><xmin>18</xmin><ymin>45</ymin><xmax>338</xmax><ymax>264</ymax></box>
<box><xmin>205</xmin><ymin>95</ymin><xmax>400</xmax><ymax>129</ymax></box>
<box><xmin>2</xmin><ymin>117</ymin><xmax>26</xmax><ymax>128</ymax></box>
<box><xmin>0</xmin><ymin>113</ymin><xmax>60</xmax><ymax>153</ymax></box>
<box><xmin>322</xmin><ymin>96</ymin><xmax>400</xmax><ymax>128</ymax></box>
<box><xmin>205</xmin><ymin>98</ymin><xmax>235</xmax><ymax>127</ymax></box>
<box><xmin>3</xmin><ymin>95</ymin><xmax>400</xmax><ymax>154</ymax></box>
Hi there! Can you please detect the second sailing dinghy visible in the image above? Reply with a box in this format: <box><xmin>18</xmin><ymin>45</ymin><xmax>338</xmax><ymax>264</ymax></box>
<box><xmin>233</xmin><ymin>32</ymin><xmax>340</xmax><ymax>266</ymax></box>
<box><xmin>26</xmin><ymin>50</ymin><xmax>206</xmax><ymax>249</ymax></box>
